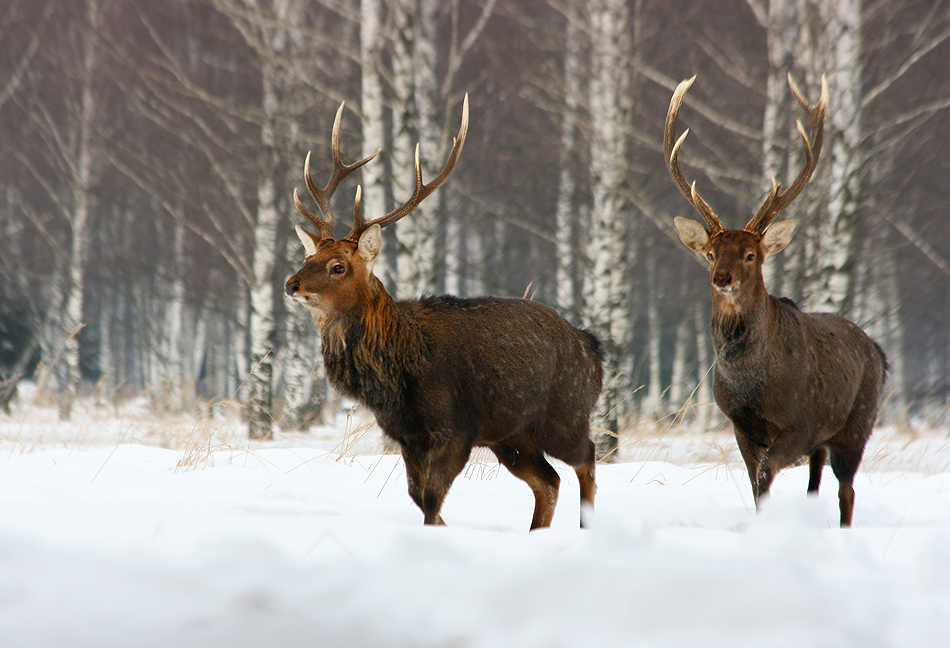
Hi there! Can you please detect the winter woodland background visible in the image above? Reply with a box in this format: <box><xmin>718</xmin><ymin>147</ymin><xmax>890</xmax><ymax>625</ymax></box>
<box><xmin>2</xmin><ymin>0</ymin><xmax>949</xmax><ymax>450</ymax></box>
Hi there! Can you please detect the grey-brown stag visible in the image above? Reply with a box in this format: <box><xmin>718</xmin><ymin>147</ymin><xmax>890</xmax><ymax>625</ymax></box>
<box><xmin>664</xmin><ymin>75</ymin><xmax>887</xmax><ymax>527</ymax></box>
<box><xmin>285</xmin><ymin>97</ymin><xmax>604</xmax><ymax>530</ymax></box>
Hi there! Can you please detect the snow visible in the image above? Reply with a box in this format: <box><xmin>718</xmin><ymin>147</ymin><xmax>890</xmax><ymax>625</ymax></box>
<box><xmin>2</xmin><ymin>395</ymin><xmax>950</xmax><ymax>647</ymax></box>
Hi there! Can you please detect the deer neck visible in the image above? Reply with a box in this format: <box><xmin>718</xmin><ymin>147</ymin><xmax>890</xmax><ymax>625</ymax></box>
<box><xmin>710</xmin><ymin>276</ymin><xmax>772</xmax><ymax>365</ymax></box>
<box><xmin>320</xmin><ymin>279</ymin><xmax>427</xmax><ymax>410</ymax></box>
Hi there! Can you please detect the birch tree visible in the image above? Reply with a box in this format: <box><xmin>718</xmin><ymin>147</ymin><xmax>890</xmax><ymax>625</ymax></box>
<box><xmin>554</xmin><ymin>2</ymin><xmax>585</xmax><ymax>318</ymax></box>
<box><xmin>16</xmin><ymin>0</ymin><xmax>112</xmax><ymax>419</ymax></box>
<box><xmin>584</xmin><ymin>0</ymin><xmax>632</xmax><ymax>458</ymax></box>
<box><xmin>384</xmin><ymin>0</ymin><xmax>496</xmax><ymax>297</ymax></box>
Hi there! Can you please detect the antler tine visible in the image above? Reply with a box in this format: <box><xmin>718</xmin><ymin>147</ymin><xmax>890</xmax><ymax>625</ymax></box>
<box><xmin>345</xmin><ymin>93</ymin><xmax>470</xmax><ymax>241</ymax></box>
<box><xmin>745</xmin><ymin>74</ymin><xmax>828</xmax><ymax>234</ymax></box>
<box><xmin>297</xmin><ymin>102</ymin><xmax>380</xmax><ymax>240</ymax></box>
<box><xmin>664</xmin><ymin>76</ymin><xmax>724</xmax><ymax>235</ymax></box>
<box><xmin>296</xmin><ymin>153</ymin><xmax>333</xmax><ymax>239</ymax></box>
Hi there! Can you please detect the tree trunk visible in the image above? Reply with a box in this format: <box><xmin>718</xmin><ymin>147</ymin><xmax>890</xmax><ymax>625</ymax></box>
<box><xmin>247</xmin><ymin>129</ymin><xmax>279</xmax><ymax>439</ymax></box>
<box><xmin>694</xmin><ymin>302</ymin><xmax>714</xmax><ymax>429</ymax></box>
<box><xmin>760</xmin><ymin>0</ymin><xmax>798</xmax><ymax>292</ymax></box>
<box><xmin>669</xmin><ymin>306</ymin><xmax>691</xmax><ymax>412</ymax></box>
<box><xmin>360</xmin><ymin>0</ymin><xmax>390</xmax><ymax>286</ymax></box>
<box><xmin>58</xmin><ymin>0</ymin><xmax>103</xmax><ymax>419</ymax></box>
<box><xmin>803</xmin><ymin>0</ymin><xmax>863</xmax><ymax>314</ymax></box>
<box><xmin>585</xmin><ymin>0</ymin><xmax>631</xmax><ymax>459</ymax></box>
<box><xmin>645</xmin><ymin>253</ymin><xmax>663</xmax><ymax>417</ymax></box>
<box><xmin>555</xmin><ymin>3</ymin><xmax>584</xmax><ymax>317</ymax></box>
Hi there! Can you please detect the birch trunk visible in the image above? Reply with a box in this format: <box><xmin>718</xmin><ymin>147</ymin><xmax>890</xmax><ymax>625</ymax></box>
<box><xmin>645</xmin><ymin>254</ymin><xmax>662</xmax><ymax>417</ymax></box>
<box><xmin>669</xmin><ymin>308</ymin><xmax>691</xmax><ymax>412</ymax></box>
<box><xmin>804</xmin><ymin>0</ymin><xmax>863</xmax><ymax>314</ymax></box>
<box><xmin>390</xmin><ymin>0</ymin><xmax>418</xmax><ymax>299</ymax></box>
<box><xmin>694</xmin><ymin>302</ymin><xmax>713</xmax><ymax>429</ymax></box>
<box><xmin>360</xmin><ymin>0</ymin><xmax>390</xmax><ymax>286</ymax></box>
<box><xmin>246</xmin><ymin>67</ymin><xmax>280</xmax><ymax>439</ymax></box>
<box><xmin>280</xmin><ymin>235</ymin><xmax>326</xmax><ymax>430</ymax></box>
<box><xmin>760</xmin><ymin>0</ymin><xmax>798</xmax><ymax>291</ymax></box>
<box><xmin>555</xmin><ymin>4</ymin><xmax>583</xmax><ymax>316</ymax></box>
<box><xmin>585</xmin><ymin>0</ymin><xmax>631</xmax><ymax>458</ymax></box>
<box><xmin>58</xmin><ymin>0</ymin><xmax>103</xmax><ymax>419</ymax></box>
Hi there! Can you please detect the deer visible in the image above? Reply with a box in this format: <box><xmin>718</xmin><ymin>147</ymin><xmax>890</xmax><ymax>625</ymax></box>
<box><xmin>664</xmin><ymin>74</ymin><xmax>887</xmax><ymax>527</ymax></box>
<box><xmin>284</xmin><ymin>96</ymin><xmax>604</xmax><ymax>530</ymax></box>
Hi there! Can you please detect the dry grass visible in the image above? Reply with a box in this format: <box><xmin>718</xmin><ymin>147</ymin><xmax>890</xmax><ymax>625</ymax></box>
<box><xmin>3</xmin><ymin>366</ymin><xmax>949</xmax><ymax>480</ymax></box>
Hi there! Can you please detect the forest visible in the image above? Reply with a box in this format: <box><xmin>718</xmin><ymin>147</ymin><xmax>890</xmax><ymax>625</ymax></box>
<box><xmin>1</xmin><ymin>0</ymin><xmax>949</xmax><ymax>450</ymax></box>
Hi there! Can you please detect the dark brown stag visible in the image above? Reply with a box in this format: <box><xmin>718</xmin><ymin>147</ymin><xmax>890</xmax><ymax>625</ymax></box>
<box><xmin>664</xmin><ymin>75</ymin><xmax>887</xmax><ymax>527</ymax></box>
<box><xmin>285</xmin><ymin>97</ymin><xmax>604</xmax><ymax>530</ymax></box>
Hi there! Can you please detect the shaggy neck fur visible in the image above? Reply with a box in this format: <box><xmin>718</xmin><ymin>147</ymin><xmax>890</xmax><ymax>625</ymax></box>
<box><xmin>710</xmin><ymin>276</ymin><xmax>771</xmax><ymax>366</ymax></box>
<box><xmin>319</xmin><ymin>278</ymin><xmax>428</xmax><ymax>418</ymax></box>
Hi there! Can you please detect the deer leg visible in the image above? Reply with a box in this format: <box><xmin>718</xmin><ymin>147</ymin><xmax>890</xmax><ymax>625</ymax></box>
<box><xmin>491</xmin><ymin>444</ymin><xmax>560</xmax><ymax>530</ymax></box>
<box><xmin>753</xmin><ymin>460</ymin><xmax>776</xmax><ymax>510</ymax></box>
<box><xmin>734</xmin><ymin>431</ymin><xmax>769</xmax><ymax>508</ymax></box>
<box><xmin>399</xmin><ymin>441</ymin><xmax>438</xmax><ymax>522</ymax></box>
<box><xmin>572</xmin><ymin>439</ymin><xmax>597</xmax><ymax>528</ymax></box>
<box><xmin>420</xmin><ymin>439</ymin><xmax>471</xmax><ymax>526</ymax></box>
<box><xmin>807</xmin><ymin>446</ymin><xmax>828</xmax><ymax>494</ymax></box>
<box><xmin>828</xmin><ymin>441</ymin><xmax>866</xmax><ymax>528</ymax></box>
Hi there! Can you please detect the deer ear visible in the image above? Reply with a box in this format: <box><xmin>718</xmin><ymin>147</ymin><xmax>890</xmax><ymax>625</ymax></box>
<box><xmin>295</xmin><ymin>225</ymin><xmax>319</xmax><ymax>257</ymax></box>
<box><xmin>357</xmin><ymin>224</ymin><xmax>382</xmax><ymax>272</ymax></box>
<box><xmin>762</xmin><ymin>219</ymin><xmax>796</xmax><ymax>257</ymax></box>
<box><xmin>674</xmin><ymin>216</ymin><xmax>709</xmax><ymax>253</ymax></box>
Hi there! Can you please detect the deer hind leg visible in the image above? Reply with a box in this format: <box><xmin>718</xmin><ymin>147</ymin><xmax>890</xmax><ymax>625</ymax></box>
<box><xmin>491</xmin><ymin>443</ymin><xmax>560</xmax><ymax>530</ymax></box>
<box><xmin>572</xmin><ymin>438</ymin><xmax>597</xmax><ymax>528</ymax></box>
<box><xmin>828</xmin><ymin>439</ymin><xmax>868</xmax><ymax>528</ymax></box>
<box><xmin>828</xmin><ymin>397</ymin><xmax>876</xmax><ymax>527</ymax></box>
<box><xmin>807</xmin><ymin>446</ymin><xmax>828</xmax><ymax>494</ymax></box>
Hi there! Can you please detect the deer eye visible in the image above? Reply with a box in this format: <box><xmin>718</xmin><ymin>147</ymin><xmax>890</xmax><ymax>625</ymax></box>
<box><xmin>745</xmin><ymin>253</ymin><xmax>756</xmax><ymax>262</ymax></box>
<box><xmin>330</xmin><ymin>263</ymin><xmax>346</xmax><ymax>275</ymax></box>
<box><xmin>706</xmin><ymin>252</ymin><xmax>714</xmax><ymax>261</ymax></box>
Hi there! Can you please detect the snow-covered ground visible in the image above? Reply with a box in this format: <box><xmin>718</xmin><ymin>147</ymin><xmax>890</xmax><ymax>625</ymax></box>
<box><xmin>2</xmin><ymin>392</ymin><xmax>950</xmax><ymax>647</ymax></box>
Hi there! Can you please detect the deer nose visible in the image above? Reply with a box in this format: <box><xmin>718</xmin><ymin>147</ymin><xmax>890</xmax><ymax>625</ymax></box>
<box><xmin>713</xmin><ymin>270</ymin><xmax>732</xmax><ymax>288</ymax></box>
<box><xmin>285</xmin><ymin>280</ymin><xmax>300</xmax><ymax>296</ymax></box>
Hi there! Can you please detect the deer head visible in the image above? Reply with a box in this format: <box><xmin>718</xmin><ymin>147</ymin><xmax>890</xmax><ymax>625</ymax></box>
<box><xmin>285</xmin><ymin>96</ymin><xmax>469</xmax><ymax>325</ymax></box>
<box><xmin>665</xmin><ymin>74</ymin><xmax>827</xmax><ymax>312</ymax></box>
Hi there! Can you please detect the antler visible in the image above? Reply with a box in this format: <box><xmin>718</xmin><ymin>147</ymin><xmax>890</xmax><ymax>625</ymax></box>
<box><xmin>294</xmin><ymin>102</ymin><xmax>380</xmax><ymax>239</ymax></box>
<box><xmin>744</xmin><ymin>74</ymin><xmax>828</xmax><ymax>234</ymax></box>
<box><xmin>344</xmin><ymin>93</ymin><xmax>469</xmax><ymax>242</ymax></box>
<box><xmin>664</xmin><ymin>76</ymin><xmax>725</xmax><ymax>236</ymax></box>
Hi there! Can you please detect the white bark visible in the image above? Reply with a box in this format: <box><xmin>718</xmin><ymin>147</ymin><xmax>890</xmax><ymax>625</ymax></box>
<box><xmin>247</xmin><ymin>146</ymin><xmax>279</xmax><ymax>438</ymax></box>
<box><xmin>760</xmin><ymin>0</ymin><xmax>798</xmax><ymax>291</ymax></box>
<box><xmin>555</xmin><ymin>4</ymin><xmax>583</xmax><ymax>315</ymax></box>
<box><xmin>804</xmin><ymin>0</ymin><xmax>863</xmax><ymax>313</ymax></box>
<box><xmin>646</xmin><ymin>255</ymin><xmax>662</xmax><ymax>416</ymax></box>
<box><xmin>585</xmin><ymin>0</ymin><xmax>631</xmax><ymax>456</ymax></box>
<box><xmin>669</xmin><ymin>309</ymin><xmax>691</xmax><ymax>410</ymax></box>
<box><xmin>58</xmin><ymin>0</ymin><xmax>104</xmax><ymax>419</ymax></box>
<box><xmin>390</xmin><ymin>0</ymin><xmax>419</xmax><ymax>299</ymax></box>
<box><xmin>245</xmin><ymin>1</ymin><xmax>288</xmax><ymax>439</ymax></box>
<box><xmin>854</xmin><ymin>230</ymin><xmax>906</xmax><ymax>419</ymax></box>
<box><xmin>694</xmin><ymin>302</ymin><xmax>713</xmax><ymax>429</ymax></box>
<box><xmin>280</xmin><ymin>235</ymin><xmax>326</xmax><ymax>430</ymax></box>
<box><xmin>360</xmin><ymin>0</ymin><xmax>389</xmax><ymax>286</ymax></box>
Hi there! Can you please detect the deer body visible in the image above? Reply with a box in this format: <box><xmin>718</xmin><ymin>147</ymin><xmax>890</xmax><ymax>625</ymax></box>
<box><xmin>285</xmin><ymin>98</ymin><xmax>603</xmax><ymax>530</ymax></box>
<box><xmin>317</xmin><ymin>289</ymin><xmax>603</xmax><ymax>529</ymax></box>
<box><xmin>666</xmin><ymin>76</ymin><xmax>886</xmax><ymax>526</ymax></box>
<box><xmin>709</xmin><ymin>264</ymin><xmax>886</xmax><ymax>525</ymax></box>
